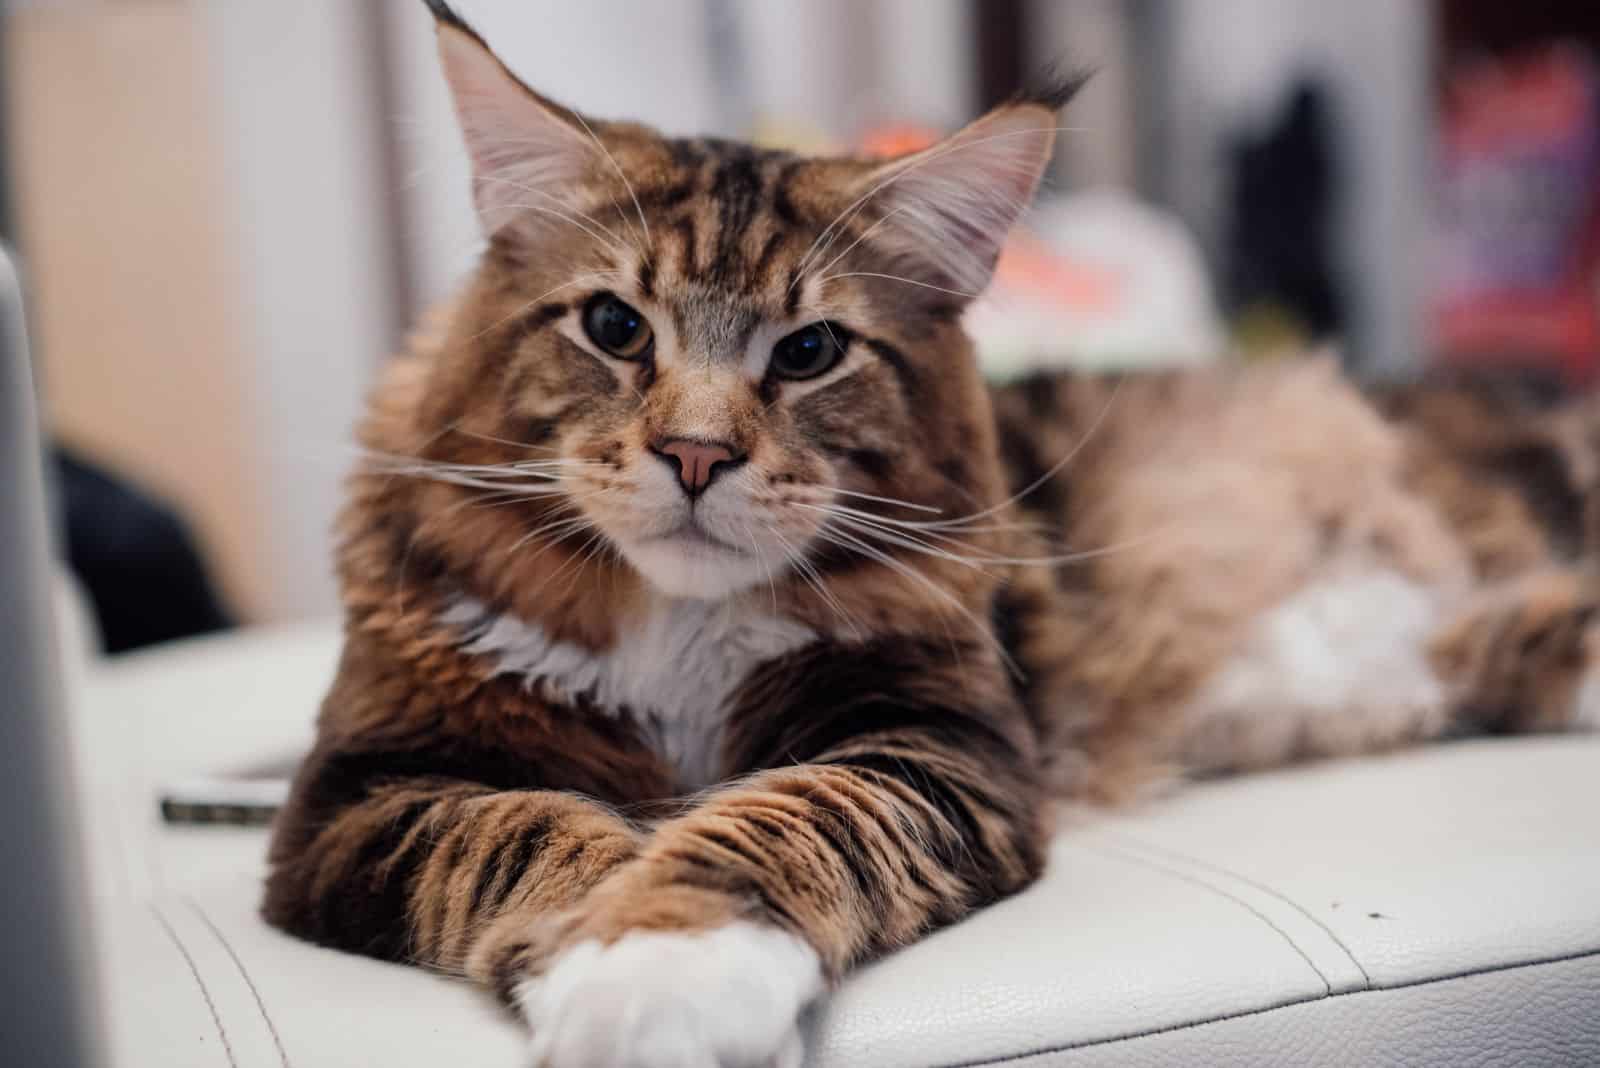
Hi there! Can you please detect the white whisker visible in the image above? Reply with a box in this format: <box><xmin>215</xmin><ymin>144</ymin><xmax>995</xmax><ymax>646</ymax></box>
<box><xmin>471</xmin><ymin>270</ymin><xmax>624</xmax><ymax>340</ymax></box>
<box><xmin>826</xmin><ymin>487</ymin><xmax>943</xmax><ymax>514</ymax></box>
<box><xmin>567</xmin><ymin>110</ymin><xmax>652</xmax><ymax>251</ymax></box>
<box><xmin>771</xmin><ymin>526</ymin><xmax>861</xmax><ymax>641</ymax></box>
<box><xmin>473</xmin><ymin>175</ymin><xmax>628</xmax><ymax>248</ymax></box>
<box><xmin>817</xmin><ymin>272</ymin><xmax>981</xmax><ymax>300</ymax></box>
<box><xmin>476</xmin><ymin>182</ymin><xmax>630</xmax><ymax>256</ymax></box>
<box><xmin>810</xmin><ymin>204</ymin><xmax>911</xmax><ymax>284</ymax></box>
<box><xmin>913</xmin><ymin>376</ymin><xmax>1124</xmax><ymax>532</ymax></box>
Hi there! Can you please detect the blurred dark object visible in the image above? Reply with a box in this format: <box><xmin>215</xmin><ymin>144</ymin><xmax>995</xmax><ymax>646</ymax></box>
<box><xmin>1430</xmin><ymin>42</ymin><xmax>1600</xmax><ymax>386</ymax></box>
<box><xmin>1225</xmin><ymin>82</ymin><xmax>1343</xmax><ymax>350</ymax></box>
<box><xmin>1439</xmin><ymin>0</ymin><xmax>1600</xmax><ymax>65</ymax></box>
<box><xmin>974</xmin><ymin>0</ymin><xmax>1029</xmax><ymax>111</ymax></box>
<box><xmin>55</xmin><ymin>447</ymin><xmax>233</xmax><ymax>653</ymax></box>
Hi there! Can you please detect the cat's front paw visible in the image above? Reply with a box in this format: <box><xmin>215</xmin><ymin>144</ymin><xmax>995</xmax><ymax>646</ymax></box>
<box><xmin>519</xmin><ymin>921</ymin><xmax>823</xmax><ymax>1068</ymax></box>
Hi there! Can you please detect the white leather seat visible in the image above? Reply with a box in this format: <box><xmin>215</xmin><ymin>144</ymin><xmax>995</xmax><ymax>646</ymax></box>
<box><xmin>69</xmin><ymin>622</ymin><xmax>1600</xmax><ymax>1067</ymax></box>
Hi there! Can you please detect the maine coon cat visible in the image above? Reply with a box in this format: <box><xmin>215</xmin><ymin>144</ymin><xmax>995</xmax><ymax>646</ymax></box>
<box><xmin>264</xmin><ymin>4</ymin><xmax>1600</xmax><ymax>1064</ymax></box>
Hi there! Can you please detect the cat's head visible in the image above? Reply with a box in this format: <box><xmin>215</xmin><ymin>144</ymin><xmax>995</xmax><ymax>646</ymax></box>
<box><xmin>409</xmin><ymin>3</ymin><xmax>1067</xmax><ymax>602</ymax></box>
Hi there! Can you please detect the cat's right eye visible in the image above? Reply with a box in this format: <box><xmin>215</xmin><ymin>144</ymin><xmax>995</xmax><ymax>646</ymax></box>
<box><xmin>582</xmin><ymin>293</ymin><xmax>654</xmax><ymax>360</ymax></box>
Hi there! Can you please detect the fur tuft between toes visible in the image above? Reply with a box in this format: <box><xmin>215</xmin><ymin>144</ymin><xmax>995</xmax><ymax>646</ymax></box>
<box><xmin>519</xmin><ymin>922</ymin><xmax>822</xmax><ymax>1068</ymax></box>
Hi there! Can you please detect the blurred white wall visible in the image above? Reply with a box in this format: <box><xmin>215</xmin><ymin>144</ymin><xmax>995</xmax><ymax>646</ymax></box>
<box><xmin>386</xmin><ymin>0</ymin><xmax>725</xmax><ymax>309</ymax></box>
<box><xmin>387</xmin><ymin>0</ymin><xmax>974</xmax><ymax>311</ymax></box>
<box><xmin>199</xmin><ymin>1</ymin><xmax>398</xmax><ymax>620</ymax></box>
<box><xmin>1030</xmin><ymin>0</ymin><xmax>1140</xmax><ymax>191</ymax></box>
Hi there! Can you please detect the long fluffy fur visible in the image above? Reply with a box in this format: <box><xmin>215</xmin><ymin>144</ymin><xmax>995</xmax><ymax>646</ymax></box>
<box><xmin>263</xmin><ymin>6</ymin><xmax>1600</xmax><ymax>1064</ymax></box>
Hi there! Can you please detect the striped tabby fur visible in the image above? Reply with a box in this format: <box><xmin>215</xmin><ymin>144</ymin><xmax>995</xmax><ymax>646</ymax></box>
<box><xmin>264</xmin><ymin>5</ymin><xmax>1600</xmax><ymax>1064</ymax></box>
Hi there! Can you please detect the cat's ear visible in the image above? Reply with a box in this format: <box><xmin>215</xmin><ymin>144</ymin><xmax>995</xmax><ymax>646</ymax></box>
<box><xmin>426</xmin><ymin>2</ymin><xmax>598</xmax><ymax>236</ymax></box>
<box><xmin>855</xmin><ymin>80</ymin><xmax>1079</xmax><ymax>297</ymax></box>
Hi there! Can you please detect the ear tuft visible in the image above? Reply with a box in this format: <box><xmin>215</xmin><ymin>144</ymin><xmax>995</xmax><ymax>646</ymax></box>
<box><xmin>1009</xmin><ymin>67</ymin><xmax>1093</xmax><ymax>113</ymax></box>
<box><xmin>428</xmin><ymin>3</ymin><xmax>598</xmax><ymax>237</ymax></box>
<box><xmin>422</xmin><ymin>0</ymin><xmax>481</xmax><ymax>41</ymax></box>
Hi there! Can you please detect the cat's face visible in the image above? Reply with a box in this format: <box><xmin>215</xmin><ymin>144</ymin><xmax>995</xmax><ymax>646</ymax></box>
<box><xmin>420</xmin><ymin>14</ymin><xmax>1061</xmax><ymax>601</ymax></box>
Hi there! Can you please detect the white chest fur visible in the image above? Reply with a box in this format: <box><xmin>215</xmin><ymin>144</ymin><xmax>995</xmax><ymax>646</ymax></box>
<box><xmin>443</xmin><ymin>597</ymin><xmax>814</xmax><ymax>788</ymax></box>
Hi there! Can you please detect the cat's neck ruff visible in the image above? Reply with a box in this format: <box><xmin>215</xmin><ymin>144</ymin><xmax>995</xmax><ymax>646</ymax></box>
<box><xmin>442</xmin><ymin>593</ymin><xmax>814</xmax><ymax>788</ymax></box>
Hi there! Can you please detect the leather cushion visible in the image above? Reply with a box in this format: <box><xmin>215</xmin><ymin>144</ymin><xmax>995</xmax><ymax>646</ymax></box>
<box><xmin>71</xmin><ymin>623</ymin><xmax>1600</xmax><ymax>1066</ymax></box>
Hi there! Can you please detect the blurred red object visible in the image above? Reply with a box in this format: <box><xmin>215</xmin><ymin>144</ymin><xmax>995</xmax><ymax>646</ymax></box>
<box><xmin>1432</xmin><ymin>44</ymin><xmax>1600</xmax><ymax>386</ymax></box>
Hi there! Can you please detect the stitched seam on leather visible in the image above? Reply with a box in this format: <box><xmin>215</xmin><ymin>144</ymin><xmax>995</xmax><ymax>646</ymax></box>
<box><xmin>1084</xmin><ymin>843</ymin><xmax>1335</xmax><ymax>994</ymax></box>
<box><xmin>933</xmin><ymin>946</ymin><xmax>1600</xmax><ymax>1068</ymax></box>
<box><xmin>1107</xmin><ymin>832</ymin><xmax>1373</xmax><ymax>990</ymax></box>
<box><xmin>149</xmin><ymin>901</ymin><xmax>238</xmax><ymax>1068</ymax></box>
<box><xmin>185</xmin><ymin>895</ymin><xmax>294</xmax><ymax>1068</ymax></box>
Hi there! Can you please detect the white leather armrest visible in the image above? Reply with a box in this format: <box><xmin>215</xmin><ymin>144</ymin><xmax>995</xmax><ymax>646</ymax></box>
<box><xmin>69</xmin><ymin>624</ymin><xmax>1600</xmax><ymax>1067</ymax></box>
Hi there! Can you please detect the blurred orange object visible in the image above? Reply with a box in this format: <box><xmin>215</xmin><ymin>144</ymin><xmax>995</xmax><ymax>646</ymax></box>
<box><xmin>994</xmin><ymin>232</ymin><xmax>1123</xmax><ymax>315</ymax></box>
<box><xmin>858</xmin><ymin>123</ymin><xmax>941</xmax><ymax>159</ymax></box>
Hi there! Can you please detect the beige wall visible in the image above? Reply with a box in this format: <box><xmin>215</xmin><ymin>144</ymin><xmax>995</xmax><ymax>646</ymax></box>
<box><xmin>8</xmin><ymin>5</ymin><xmax>273</xmax><ymax>619</ymax></box>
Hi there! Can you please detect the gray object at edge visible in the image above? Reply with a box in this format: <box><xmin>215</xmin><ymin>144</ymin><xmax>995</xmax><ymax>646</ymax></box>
<box><xmin>0</xmin><ymin>245</ymin><xmax>104</xmax><ymax>1067</ymax></box>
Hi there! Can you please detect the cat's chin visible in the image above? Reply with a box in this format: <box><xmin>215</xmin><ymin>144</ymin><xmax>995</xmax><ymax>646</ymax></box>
<box><xmin>618</xmin><ymin>531</ymin><xmax>775</xmax><ymax>601</ymax></box>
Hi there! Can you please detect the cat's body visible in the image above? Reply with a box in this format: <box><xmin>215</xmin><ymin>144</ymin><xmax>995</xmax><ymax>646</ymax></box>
<box><xmin>263</xmin><ymin>5</ymin><xmax>1600</xmax><ymax>1065</ymax></box>
<box><xmin>991</xmin><ymin>362</ymin><xmax>1600</xmax><ymax>797</ymax></box>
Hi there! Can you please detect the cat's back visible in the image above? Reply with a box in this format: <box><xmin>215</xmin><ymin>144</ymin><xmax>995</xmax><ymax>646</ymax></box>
<box><xmin>988</xmin><ymin>357</ymin><xmax>1407</xmax><ymax>531</ymax></box>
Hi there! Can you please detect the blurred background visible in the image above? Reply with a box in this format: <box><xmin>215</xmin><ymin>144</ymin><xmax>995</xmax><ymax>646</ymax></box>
<box><xmin>3</xmin><ymin>0</ymin><xmax>1598</xmax><ymax>648</ymax></box>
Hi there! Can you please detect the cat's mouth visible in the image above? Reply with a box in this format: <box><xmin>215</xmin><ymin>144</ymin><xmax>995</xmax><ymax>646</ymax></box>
<box><xmin>613</xmin><ymin>513</ymin><xmax>776</xmax><ymax>599</ymax></box>
<box><xmin>649</xmin><ymin>523</ymin><xmax>747</xmax><ymax>557</ymax></box>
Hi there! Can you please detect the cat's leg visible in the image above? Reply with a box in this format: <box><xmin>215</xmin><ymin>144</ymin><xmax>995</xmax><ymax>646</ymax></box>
<box><xmin>506</xmin><ymin>643</ymin><xmax>1045</xmax><ymax>1068</ymax></box>
<box><xmin>263</xmin><ymin>740</ymin><xmax>642</xmax><ymax>988</ymax></box>
<box><xmin>1429</xmin><ymin>568</ymin><xmax>1600</xmax><ymax>734</ymax></box>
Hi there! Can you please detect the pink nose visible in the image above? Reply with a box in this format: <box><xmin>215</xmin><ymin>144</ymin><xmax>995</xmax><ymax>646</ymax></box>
<box><xmin>651</xmin><ymin>438</ymin><xmax>744</xmax><ymax>496</ymax></box>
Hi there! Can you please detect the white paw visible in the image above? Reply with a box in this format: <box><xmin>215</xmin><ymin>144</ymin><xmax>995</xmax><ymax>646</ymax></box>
<box><xmin>519</xmin><ymin>922</ymin><xmax>823</xmax><ymax>1068</ymax></box>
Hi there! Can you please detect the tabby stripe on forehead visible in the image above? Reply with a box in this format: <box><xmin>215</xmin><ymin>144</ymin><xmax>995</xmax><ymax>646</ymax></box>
<box><xmin>636</xmin><ymin>158</ymin><xmax>698</xmax><ymax>214</ymax></box>
<box><xmin>750</xmin><ymin>231</ymin><xmax>788</xmax><ymax>286</ymax></box>
<box><xmin>782</xmin><ymin>272</ymin><xmax>805</xmax><ymax>316</ymax></box>
<box><xmin>666</xmin><ymin>137</ymin><xmax>704</xmax><ymax>169</ymax></box>
<box><xmin>709</xmin><ymin>153</ymin><xmax>765</xmax><ymax>279</ymax></box>
<box><xmin>771</xmin><ymin>161</ymin><xmax>804</xmax><ymax>227</ymax></box>
<box><xmin>673</xmin><ymin>217</ymin><xmax>700</xmax><ymax>279</ymax></box>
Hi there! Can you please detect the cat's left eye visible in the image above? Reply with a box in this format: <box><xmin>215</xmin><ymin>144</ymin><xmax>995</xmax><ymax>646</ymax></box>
<box><xmin>770</xmin><ymin>324</ymin><xmax>845</xmax><ymax>381</ymax></box>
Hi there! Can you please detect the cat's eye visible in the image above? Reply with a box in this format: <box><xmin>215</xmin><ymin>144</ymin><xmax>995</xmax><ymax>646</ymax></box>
<box><xmin>582</xmin><ymin>293</ymin><xmax>654</xmax><ymax>359</ymax></box>
<box><xmin>770</xmin><ymin>323</ymin><xmax>845</xmax><ymax>381</ymax></box>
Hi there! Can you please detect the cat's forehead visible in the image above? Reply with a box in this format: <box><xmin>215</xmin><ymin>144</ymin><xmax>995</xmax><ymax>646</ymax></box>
<box><xmin>576</xmin><ymin>134</ymin><xmax>871</xmax><ymax>357</ymax></box>
<box><xmin>607</xmin><ymin>133</ymin><xmax>863</xmax><ymax>295</ymax></box>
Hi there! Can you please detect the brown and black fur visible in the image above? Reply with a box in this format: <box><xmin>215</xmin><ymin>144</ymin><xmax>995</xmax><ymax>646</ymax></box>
<box><xmin>988</xmin><ymin>363</ymin><xmax>1600</xmax><ymax>797</ymax></box>
<box><xmin>267</xmin><ymin>1</ymin><xmax>1056</xmax><ymax>1009</ymax></box>
<box><xmin>265</xmin><ymin>2</ymin><xmax>1600</xmax><ymax>1053</ymax></box>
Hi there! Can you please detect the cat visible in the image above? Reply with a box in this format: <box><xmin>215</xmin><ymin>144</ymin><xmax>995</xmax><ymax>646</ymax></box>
<box><xmin>262</xmin><ymin>4</ymin><xmax>1600</xmax><ymax>1065</ymax></box>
